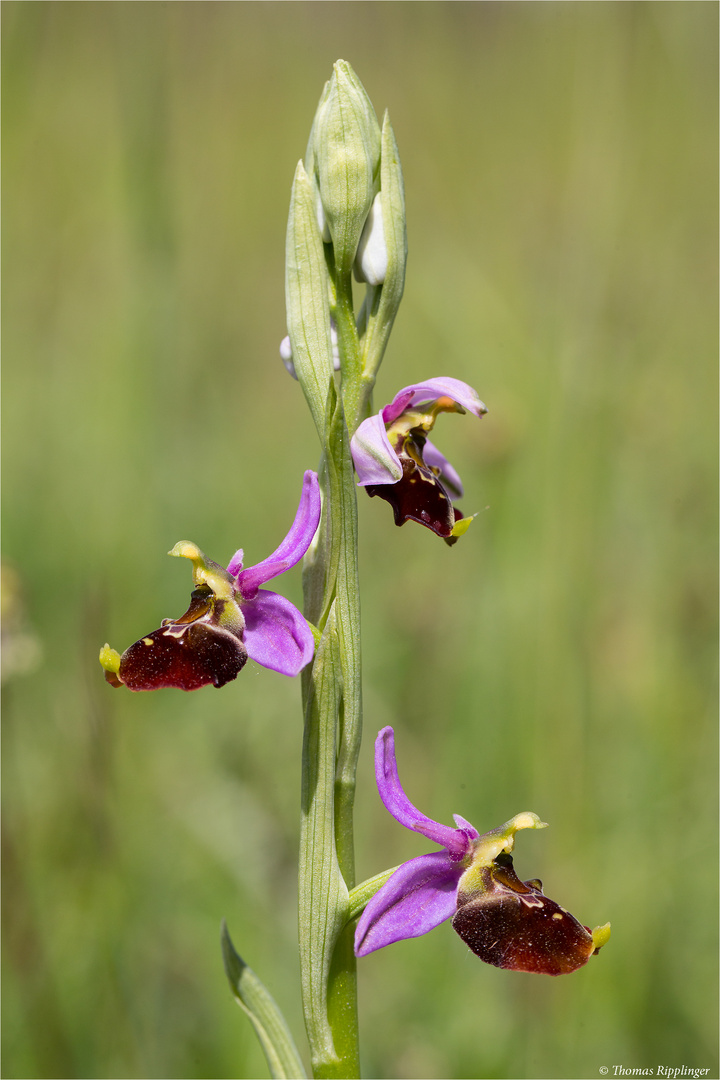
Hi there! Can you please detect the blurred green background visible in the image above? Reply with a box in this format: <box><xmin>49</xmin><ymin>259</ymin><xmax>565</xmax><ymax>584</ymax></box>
<box><xmin>3</xmin><ymin>3</ymin><xmax>717</xmax><ymax>1078</ymax></box>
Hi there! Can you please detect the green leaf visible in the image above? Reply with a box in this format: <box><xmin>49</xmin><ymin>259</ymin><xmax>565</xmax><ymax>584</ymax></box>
<box><xmin>221</xmin><ymin>921</ymin><xmax>307</xmax><ymax>1080</ymax></box>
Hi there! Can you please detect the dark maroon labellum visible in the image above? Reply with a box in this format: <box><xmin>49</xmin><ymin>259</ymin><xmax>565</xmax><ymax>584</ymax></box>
<box><xmin>365</xmin><ymin>433</ymin><xmax>461</xmax><ymax>545</ymax></box>
<box><xmin>452</xmin><ymin>853</ymin><xmax>597</xmax><ymax>976</ymax></box>
<box><xmin>107</xmin><ymin>586</ymin><xmax>247</xmax><ymax>691</ymax></box>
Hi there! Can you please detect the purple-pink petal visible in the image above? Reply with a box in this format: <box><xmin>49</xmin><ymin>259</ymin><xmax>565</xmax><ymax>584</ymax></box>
<box><xmin>242</xmin><ymin>589</ymin><xmax>315</xmax><ymax>676</ymax></box>
<box><xmin>235</xmin><ymin>471</ymin><xmax>321</xmax><ymax>600</ymax></box>
<box><xmin>354</xmin><ymin>851</ymin><xmax>461</xmax><ymax>957</ymax></box>
<box><xmin>381</xmin><ymin>378</ymin><xmax>488</xmax><ymax>426</ymax></box>
<box><xmin>423</xmin><ymin>438</ymin><xmax>464</xmax><ymax>499</ymax></box>
<box><xmin>375</xmin><ymin>727</ymin><xmax>471</xmax><ymax>858</ymax></box>
<box><xmin>350</xmin><ymin>414</ymin><xmax>403</xmax><ymax>487</ymax></box>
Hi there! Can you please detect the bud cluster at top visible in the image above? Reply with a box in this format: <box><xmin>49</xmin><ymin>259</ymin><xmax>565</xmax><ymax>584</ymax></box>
<box><xmin>285</xmin><ymin>61</ymin><xmax>408</xmax><ymax>433</ymax></box>
<box><xmin>306</xmin><ymin>60</ymin><xmax>382</xmax><ymax>279</ymax></box>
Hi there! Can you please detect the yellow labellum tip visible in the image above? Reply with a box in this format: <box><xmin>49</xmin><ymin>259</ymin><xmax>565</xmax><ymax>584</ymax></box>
<box><xmin>451</xmin><ymin>515</ymin><xmax>475</xmax><ymax>539</ymax></box>
<box><xmin>99</xmin><ymin>644</ymin><xmax>121</xmax><ymax>673</ymax></box>
<box><xmin>592</xmin><ymin>923</ymin><xmax>611</xmax><ymax>951</ymax></box>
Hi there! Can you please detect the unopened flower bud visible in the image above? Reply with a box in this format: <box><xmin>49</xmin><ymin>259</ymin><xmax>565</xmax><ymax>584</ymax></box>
<box><xmin>354</xmin><ymin>194</ymin><xmax>387</xmax><ymax>286</ymax></box>
<box><xmin>280</xmin><ymin>335</ymin><xmax>297</xmax><ymax>379</ymax></box>
<box><xmin>355</xmin><ymin>111</ymin><xmax>408</xmax><ymax>379</ymax></box>
<box><xmin>281</xmin><ymin>329</ymin><xmax>340</xmax><ymax>381</ymax></box>
<box><xmin>309</xmin><ymin>60</ymin><xmax>381</xmax><ymax>275</ymax></box>
<box><xmin>329</xmin><ymin>320</ymin><xmax>340</xmax><ymax>370</ymax></box>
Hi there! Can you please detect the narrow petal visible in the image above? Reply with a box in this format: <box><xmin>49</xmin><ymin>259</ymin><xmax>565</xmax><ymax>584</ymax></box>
<box><xmin>242</xmin><ymin>589</ymin><xmax>315</xmax><ymax>677</ymax></box>
<box><xmin>382</xmin><ymin>378</ymin><xmax>488</xmax><ymax>426</ymax></box>
<box><xmin>452</xmin><ymin>814</ymin><xmax>480</xmax><ymax>839</ymax></box>
<box><xmin>350</xmin><ymin>414</ymin><xmax>403</xmax><ymax>486</ymax></box>
<box><xmin>225</xmin><ymin>548</ymin><xmax>244</xmax><ymax>577</ymax></box>
<box><xmin>423</xmin><ymin>438</ymin><xmax>464</xmax><ymax>499</ymax></box>
<box><xmin>375</xmin><ymin>727</ymin><xmax>471</xmax><ymax>857</ymax></box>
<box><xmin>355</xmin><ymin>851</ymin><xmax>460</xmax><ymax>956</ymax></box>
<box><xmin>236</xmin><ymin>471</ymin><xmax>321</xmax><ymax>599</ymax></box>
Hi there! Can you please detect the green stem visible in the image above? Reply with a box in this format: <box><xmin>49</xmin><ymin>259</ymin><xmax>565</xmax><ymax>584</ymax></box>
<box><xmin>325</xmin><ymin>402</ymin><xmax>362</xmax><ymax>1080</ymax></box>
<box><xmin>333</xmin><ymin>271</ymin><xmax>373</xmax><ymax>436</ymax></box>
<box><xmin>299</xmin><ymin>602</ymin><xmax>349</xmax><ymax>1076</ymax></box>
<box><xmin>334</xmin><ymin>269</ymin><xmax>361</xmax><ymax>386</ymax></box>
<box><xmin>300</xmin><ymin>383</ymin><xmax>362</xmax><ymax>1078</ymax></box>
<box><xmin>327</xmin><ymin>272</ymin><xmax>365</xmax><ymax>1077</ymax></box>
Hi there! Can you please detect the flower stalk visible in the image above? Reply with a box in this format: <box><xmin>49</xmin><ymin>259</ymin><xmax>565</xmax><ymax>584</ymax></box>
<box><xmin>289</xmin><ymin>61</ymin><xmax>380</xmax><ymax>1075</ymax></box>
<box><xmin>296</xmin><ymin>383</ymin><xmax>362</xmax><ymax>1079</ymax></box>
<box><xmin>287</xmin><ymin>55</ymin><xmax>414</xmax><ymax>1077</ymax></box>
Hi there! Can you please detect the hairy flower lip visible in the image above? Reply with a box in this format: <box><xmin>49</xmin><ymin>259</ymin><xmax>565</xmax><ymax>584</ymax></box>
<box><xmin>113</xmin><ymin>619</ymin><xmax>248</xmax><ymax>692</ymax></box>
<box><xmin>451</xmin><ymin>856</ymin><xmax>602</xmax><ymax>976</ymax></box>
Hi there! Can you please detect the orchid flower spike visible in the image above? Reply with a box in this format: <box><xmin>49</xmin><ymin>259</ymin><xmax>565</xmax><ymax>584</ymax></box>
<box><xmin>350</xmin><ymin>377</ymin><xmax>487</xmax><ymax>544</ymax></box>
<box><xmin>100</xmin><ymin>471</ymin><xmax>321</xmax><ymax>691</ymax></box>
<box><xmin>355</xmin><ymin>727</ymin><xmax>611</xmax><ymax>975</ymax></box>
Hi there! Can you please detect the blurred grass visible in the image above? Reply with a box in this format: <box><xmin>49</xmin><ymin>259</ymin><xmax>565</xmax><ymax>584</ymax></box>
<box><xmin>2</xmin><ymin>3</ymin><xmax>717</xmax><ymax>1079</ymax></box>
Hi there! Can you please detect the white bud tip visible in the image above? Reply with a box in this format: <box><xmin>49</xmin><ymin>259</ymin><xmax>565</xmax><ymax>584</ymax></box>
<box><xmin>280</xmin><ymin>336</ymin><xmax>297</xmax><ymax>379</ymax></box>
<box><xmin>328</xmin><ymin>321</ymin><xmax>340</xmax><ymax>370</ymax></box>
<box><xmin>354</xmin><ymin>193</ymin><xmax>387</xmax><ymax>286</ymax></box>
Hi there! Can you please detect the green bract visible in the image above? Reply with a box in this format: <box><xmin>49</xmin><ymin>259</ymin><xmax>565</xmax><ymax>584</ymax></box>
<box><xmin>285</xmin><ymin>161</ymin><xmax>336</xmax><ymax>437</ymax></box>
